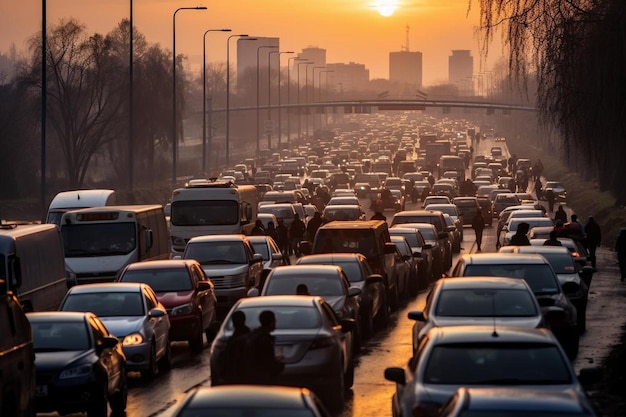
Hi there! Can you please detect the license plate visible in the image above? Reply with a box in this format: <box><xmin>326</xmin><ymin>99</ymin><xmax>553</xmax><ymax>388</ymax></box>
<box><xmin>35</xmin><ymin>385</ymin><xmax>48</xmax><ymax>397</ymax></box>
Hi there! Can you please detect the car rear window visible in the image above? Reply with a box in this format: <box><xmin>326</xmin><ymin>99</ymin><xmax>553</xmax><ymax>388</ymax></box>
<box><xmin>462</xmin><ymin>264</ymin><xmax>560</xmax><ymax>295</ymax></box>
<box><xmin>313</xmin><ymin>229</ymin><xmax>378</xmax><ymax>258</ymax></box>
<box><xmin>435</xmin><ymin>289</ymin><xmax>538</xmax><ymax>317</ymax></box>
<box><xmin>227</xmin><ymin>306</ymin><xmax>322</xmax><ymax>330</ymax></box>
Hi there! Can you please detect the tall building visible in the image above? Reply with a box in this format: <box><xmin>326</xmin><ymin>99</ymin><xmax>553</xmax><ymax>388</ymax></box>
<box><xmin>326</xmin><ymin>62</ymin><xmax>369</xmax><ymax>92</ymax></box>
<box><xmin>448</xmin><ymin>50</ymin><xmax>473</xmax><ymax>94</ymax></box>
<box><xmin>389</xmin><ymin>51</ymin><xmax>423</xmax><ymax>88</ymax></box>
<box><xmin>298</xmin><ymin>46</ymin><xmax>326</xmax><ymax>67</ymax></box>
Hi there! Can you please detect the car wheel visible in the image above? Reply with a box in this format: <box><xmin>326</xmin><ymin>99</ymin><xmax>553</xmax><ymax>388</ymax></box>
<box><xmin>360</xmin><ymin>308</ymin><xmax>374</xmax><ymax>340</ymax></box>
<box><xmin>140</xmin><ymin>342</ymin><xmax>159</xmax><ymax>379</ymax></box>
<box><xmin>326</xmin><ymin>360</ymin><xmax>345</xmax><ymax>411</ymax></box>
<box><xmin>109</xmin><ymin>370</ymin><xmax>128</xmax><ymax>413</ymax></box>
<box><xmin>159</xmin><ymin>339</ymin><xmax>172</xmax><ymax>371</ymax></box>
<box><xmin>190</xmin><ymin>320</ymin><xmax>204</xmax><ymax>353</ymax></box>
<box><xmin>374</xmin><ymin>293</ymin><xmax>389</xmax><ymax>330</ymax></box>
<box><xmin>87</xmin><ymin>383</ymin><xmax>108</xmax><ymax>417</ymax></box>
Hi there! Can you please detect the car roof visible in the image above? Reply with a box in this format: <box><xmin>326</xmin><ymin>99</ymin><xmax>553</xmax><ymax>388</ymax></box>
<box><xmin>438</xmin><ymin>276</ymin><xmax>532</xmax><ymax>291</ymax></box>
<box><xmin>234</xmin><ymin>295</ymin><xmax>323</xmax><ymax>309</ymax></box>
<box><xmin>27</xmin><ymin>311</ymin><xmax>93</xmax><ymax>322</ymax></box>
<box><xmin>297</xmin><ymin>253</ymin><xmax>364</xmax><ymax>263</ymax></box>
<box><xmin>123</xmin><ymin>259</ymin><xmax>198</xmax><ymax>271</ymax></box>
<box><xmin>425</xmin><ymin>325</ymin><xmax>557</xmax><ymax>344</ymax></box>
<box><xmin>318</xmin><ymin>220</ymin><xmax>386</xmax><ymax>229</ymax></box>
<box><xmin>456</xmin><ymin>387</ymin><xmax>590</xmax><ymax>413</ymax></box>
<box><xmin>458</xmin><ymin>253</ymin><xmax>550</xmax><ymax>265</ymax></box>
<box><xmin>187</xmin><ymin>234</ymin><xmax>248</xmax><ymax>243</ymax></box>
<box><xmin>269</xmin><ymin>264</ymin><xmax>343</xmax><ymax>277</ymax></box>
<box><xmin>514</xmin><ymin>246</ymin><xmax>571</xmax><ymax>255</ymax></box>
<box><xmin>66</xmin><ymin>282</ymin><xmax>146</xmax><ymax>294</ymax></box>
<box><xmin>183</xmin><ymin>385</ymin><xmax>312</xmax><ymax>409</ymax></box>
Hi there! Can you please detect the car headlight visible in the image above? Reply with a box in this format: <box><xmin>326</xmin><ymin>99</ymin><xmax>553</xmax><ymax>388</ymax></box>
<box><xmin>171</xmin><ymin>303</ymin><xmax>194</xmax><ymax>316</ymax></box>
<box><xmin>60</xmin><ymin>364</ymin><xmax>92</xmax><ymax>379</ymax></box>
<box><xmin>123</xmin><ymin>332</ymin><xmax>144</xmax><ymax>346</ymax></box>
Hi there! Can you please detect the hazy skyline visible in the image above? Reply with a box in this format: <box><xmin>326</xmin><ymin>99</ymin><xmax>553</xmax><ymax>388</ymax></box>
<box><xmin>0</xmin><ymin>0</ymin><xmax>503</xmax><ymax>86</ymax></box>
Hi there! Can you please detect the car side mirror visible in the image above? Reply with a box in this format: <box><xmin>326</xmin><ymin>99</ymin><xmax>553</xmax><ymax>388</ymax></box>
<box><xmin>251</xmin><ymin>253</ymin><xmax>264</xmax><ymax>264</ymax></box>
<box><xmin>422</xmin><ymin>244</ymin><xmax>432</xmax><ymax>250</ymax></box>
<box><xmin>384</xmin><ymin>367</ymin><xmax>406</xmax><ymax>385</ymax></box>
<box><xmin>348</xmin><ymin>286</ymin><xmax>361</xmax><ymax>297</ymax></box>
<box><xmin>407</xmin><ymin>311</ymin><xmax>425</xmax><ymax>322</ymax></box>
<box><xmin>99</xmin><ymin>336</ymin><xmax>119</xmax><ymax>351</ymax></box>
<box><xmin>340</xmin><ymin>318</ymin><xmax>356</xmax><ymax>333</ymax></box>
<box><xmin>271</xmin><ymin>252</ymin><xmax>284</xmax><ymax>261</ymax></box>
<box><xmin>366</xmin><ymin>274</ymin><xmax>383</xmax><ymax>284</ymax></box>
<box><xmin>384</xmin><ymin>242</ymin><xmax>397</xmax><ymax>254</ymax></box>
<box><xmin>148</xmin><ymin>308</ymin><xmax>167</xmax><ymax>318</ymax></box>
<box><xmin>299</xmin><ymin>241</ymin><xmax>312</xmax><ymax>255</ymax></box>
<box><xmin>247</xmin><ymin>287</ymin><xmax>260</xmax><ymax>297</ymax></box>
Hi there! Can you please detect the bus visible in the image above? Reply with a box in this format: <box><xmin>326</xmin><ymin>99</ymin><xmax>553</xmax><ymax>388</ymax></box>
<box><xmin>60</xmin><ymin>205</ymin><xmax>169</xmax><ymax>284</ymax></box>
<box><xmin>0</xmin><ymin>223</ymin><xmax>67</xmax><ymax>311</ymax></box>
<box><xmin>169</xmin><ymin>180</ymin><xmax>259</xmax><ymax>256</ymax></box>
<box><xmin>46</xmin><ymin>189</ymin><xmax>116</xmax><ymax>226</ymax></box>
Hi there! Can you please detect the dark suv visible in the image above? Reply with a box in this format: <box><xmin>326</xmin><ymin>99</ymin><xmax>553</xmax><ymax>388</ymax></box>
<box><xmin>301</xmin><ymin>220</ymin><xmax>400</xmax><ymax>311</ymax></box>
<box><xmin>390</xmin><ymin>210</ymin><xmax>453</xmax><ymax>274</ymax></box>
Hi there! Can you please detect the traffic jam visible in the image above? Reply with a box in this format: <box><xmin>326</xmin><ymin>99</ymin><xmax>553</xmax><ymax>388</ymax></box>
<box><xmin>3</xmin><ymin>112</ymin><xmax>616</xmax><ymax>417</ymax></box>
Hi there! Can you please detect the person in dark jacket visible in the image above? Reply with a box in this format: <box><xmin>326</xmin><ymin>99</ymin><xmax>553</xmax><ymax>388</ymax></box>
<box><xmin>554</xmin><ymin>205</ymin><xmax>567</xmax><ymax>223</ymax></box>
<box><xmin>244</xmin><ymin>310</ymin><xmax>284</xmax><ymax>385</ymax></box>
<box><xmin>289</xmin><ymin>214</ymin><xmax>306</xmax><ymax>256</ymax></box>
<box><xmin>370</xmin><ymin>211</ymin><xmax>387</xmax><ymax>221</ymax></box>
<box><xmin>306</xmin><ymin>212</ymin><xmax>324</xmax><ymax>243</ymax></box>
<box><xmin>471</xmin><ymin>211</ymin><xmax>485</xmax><ymax>252</ymax></box>
<box><xmin>215</xmin><ymin>310</ymin><xmax>251</xmax><ymax>385</ymax></box>
<box><xmin>276</xmin><ymin>220</ymin><xmax>289</xmax><ymax>255</ymax></box>
<box><xmin>251</xmin><ymin>220</ymin><xmax>265</xmax><ymax>235</ymax></box>
<box><xmin>545</xmin><ymin>188</ymin><xmax>556</xmax><ymax>213</ymax></box>
<box><xmin>265</xmin><ymin>221</ymin><xmax>279</xmax><ymax>243</ymax></box>
<box><xmin>543</xmin><ymin>230</ymin><xmax>563</xmax><ymax>246</ymax></box>
<box><xmin>615</xmin><ymin>228</ymin><xmax>626</xmax><ymax>281</ymax></box>
<box><xmin>509</xmin><ymin>222</ymin><xmax>531</xmax><ymax>246</ymax></box>
<box><xmin>584</xmin><ymin>216</ymin><xmax>601</xmax><ymax>268</ymax></box>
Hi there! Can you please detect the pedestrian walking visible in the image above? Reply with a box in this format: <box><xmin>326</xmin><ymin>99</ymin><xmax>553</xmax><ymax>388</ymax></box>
<box><xmin>471</xmin><ymin>210</ymin><xmax>485</xmax><ymax>252</ymax></box>
<box><xmin>265</xmin><ymin>222</ymin><xmax>279</xmax><ymax>243</ymax></box>
<box><xmin>585</xmin><ymin>216</ymin><xmax>601</xmax><ymax>268</ymax></box>
<box><xmin>554</xmin><ymin>205</ymin><xmax>567</xmax><ymax>223</ymax></box>
<box><xmin>543</xmin><ymin>230</ymin><xmax>563</xmax><ymax>246</ymax></box>
<box><xmin>370</xmin><ymin>211</ymin><xmax>386</xmax><ymax>221</ymax></box>
<box><xmin>276</xmin><ymin>220</ymin><xmax>289</xmax><ymax>255</ymax></box>
<box><xmin>213</xmin><ymin>310</ymin><xmax>251</xmax><ymax>385</ymax></box>
<box><xmin>289</xmin><ymin>213</ymin><xmax>306</xmax><ymax>256</ymax></box>
<box><xmin>534</xmin><ymin>178</ymin><xmax>543</xmax><ymax>200</ymax></box>
<box><xmin>545</xmin><ymin>188</ymin><xmax>556</xmax><ymax>213</ymax></box>
<box><xmin>615</xmin><ymin>228</ymin><xmax>626</xmax><ymax>281</ymax></box>
<box><xmin>306</xmin><ymin>212</ymin><xmax>324</xmax><ymax>243</ymax></box>
<box><xmin>251</xmin><ymin>220</ymin><xmax>265</xmax><ymax>236</ymax></box>
<box><xmin>244</xmin><ymin>310</ymin><xmax>284</xmax><ymax>385</ymax></box>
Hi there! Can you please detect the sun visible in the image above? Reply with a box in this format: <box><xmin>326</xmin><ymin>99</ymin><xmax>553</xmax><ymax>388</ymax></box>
<box><xmin>375</xmin><ymin>0</ymin><xmax>398</xmax><ymax>17</ymax></box>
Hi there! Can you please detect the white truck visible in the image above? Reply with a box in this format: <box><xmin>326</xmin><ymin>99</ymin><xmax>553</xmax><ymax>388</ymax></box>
<box><xmin>60</xmin><ymin>205</ymin><xmax>169</xmax><ymax>284</ymax></box>
<box><xmin>46</xmin><ymin>189</ymin><xmax>116</xmax><ymax>226</ymax></box>
<box><xmin>169</xmin><ymin>180</ymin><xmax>259</xmax><ymax>256</ymax></box>
<box><xmin>0</xmin><ymin>223</ymin><xmax>67</xmax><ymax>311</ymax></box>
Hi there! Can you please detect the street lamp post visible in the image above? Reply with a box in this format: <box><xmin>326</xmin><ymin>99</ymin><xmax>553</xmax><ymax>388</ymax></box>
<box><xmin>203</xmin><ymin>29</ymin><xmax>231</xmax><ymax>175</ymax></box>
<box><xmin>311</xmin><ymin>66</ymin><xmax>324</xmax><ymax>133</ymax></box>
<box><xmin>275</xmin><ymin>51</ymin><xmax>293</xmax><ymax>148</ymax></box>
<box><xmin>287</xmin><ymin>57</ymin><xmax>306</xmax><ymax>146</ymax></box>
<box><xmin>297</xmin><ymin>61</ymin><xmax>312</xmax><ymax>141</ymax></box>
<box><xmin>256</xmin><ymin>45</ymin><xmax>276</xmax><ymax>154</ymax></box>
<box><xmin>226</xmin><ymin>34</ymin><xmax>255</xmax><ymax>168</ymax></box>
<box><xmin>172</xmin><ymin>6</ymin><xmax>206</xmax><ymax>185</ymax></box>
<box><xmin>320</xmin><ymin>70</ymin><xmax>333</xmax><ymax>128</ymax></box>
<box><xmin>307</xmin><ymin>66</ymin><xmax>324</xmax><ymax>139</ymax></box>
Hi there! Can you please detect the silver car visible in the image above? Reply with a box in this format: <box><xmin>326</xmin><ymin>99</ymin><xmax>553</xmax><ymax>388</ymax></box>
<box><xmin>209</xmin><ymin>296</ymin><xmax>355</xmax><ymax>410</ymax></box>
<box><xmin>408</xmin><ymin>277</ymin><xmax>546</xmax><ymax>353</ymax></box>
<box><xmin>385</xmin><ymin>326</ymin><xmax>597</xmax><ymax>417</ymax></box>
<box><xmin>59</xmin><ymin>282</ymin><xmax>171</xmax><ymax>378</ymax></box>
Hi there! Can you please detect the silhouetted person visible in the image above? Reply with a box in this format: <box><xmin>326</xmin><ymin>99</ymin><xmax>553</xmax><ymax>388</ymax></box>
<box><xmin>276</xmin><ymin>220</ymin><xmax>289</xmax><ymax>255</ymax></box>
<box><xmin>306</xmin><ymin>212</ymin><xmax>324</xmax><ymax>243</ymax></box>
<box><xmin>251</xmin><ymin>219</ymin><xmax>265</xmax><ymax>235</ymax></box>
<box><xmin>296</xmin><ymin>283</ymin><xmax>310</xmax><ymax>295</ymax></box>
<box><xmin>545</xmin><ymin>188</ymin><xmax>556</xmax><ymax>212</ymax></box>
<box><xmin>289</xmin><ymin>214</ymin><xmax>306</xmax><ymax>256</ymax></box>
<box><xmin>543</xmin><ymin>230</ymin><xmax>563</xmax><ymax>246</ymax></box>
<box><xmin>215</xmin><ymin>310</ymin><xmax>251</xmax><ymax>385</ymax></box>
<box><xmin>562</xmin><ymin>214</ymin><xmax>585</xmax><ymax>243</ymax></box>
<box><xmin>370</xmin><ymin>211</ymin><xmax>386</xmax><ymax>221</ymax></box>
<box><xmin>509</xmin><ymin>222</ymin><xmax>531</xmax><ymax>246</ymax></box>
<box><xmin>265</xmin><ymin>222</ymin><xmax>279</xmax><ymax>243</ymax></box>
<box><xmin>585</xmin><ymin>216</ymin><xmax>601</xmax><ymax>268</ymax></box>
<box><xmin>471</xmin><ymin>211</ymin><xmax>485</xmax><ymax>252</ymax></box>
<box><xmin>554</xmin><ymin>205</ymin><xmax>567</xmax><ymax>223</ymax></box>
<box><xmin>245</xmin><ymin>310</ymin><xmax>284</xmax><ymax>385</ymax></box>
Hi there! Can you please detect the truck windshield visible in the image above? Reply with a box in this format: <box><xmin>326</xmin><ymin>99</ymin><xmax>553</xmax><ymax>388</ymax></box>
<box><xmin>171</xmin><ymin>200</ymin><xmax>239</xmax><ymax>226</ymax></box>
<box><xmin>62</xmin><ymin>223</ymin><xmax>136</xmax><ymax>257</ymax></box>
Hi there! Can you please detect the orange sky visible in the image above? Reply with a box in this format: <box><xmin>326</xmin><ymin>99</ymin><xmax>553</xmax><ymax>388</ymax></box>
<box><xmin>0</xmin><ymin>0</ymin><xmax>503</xmax><ymax>85</ymax></box>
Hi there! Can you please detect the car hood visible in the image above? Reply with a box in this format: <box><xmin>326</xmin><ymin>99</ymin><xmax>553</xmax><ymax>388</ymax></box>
<box><xmin>200</xmin><ymin>264</ymin><xmax>248</xmax><ymax>276</ymax></box>
<box><xmin>35</xmin><ymin>350</ymin><xmax>93</xmax><ymax>372</ymax></box>
<box><xmin>100</xmin><ymin>316</ymin><xmax>145</xmax><ymax>337</ymax></box>
<box><xmin>157</xmin><ymin>290</ymin><xmax>194</xmax><ymax>308</ymax></box>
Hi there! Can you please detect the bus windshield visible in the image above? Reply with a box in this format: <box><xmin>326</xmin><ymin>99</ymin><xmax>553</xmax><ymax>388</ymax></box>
<box><xmin>62</xmin><ymin>223</ymin><xmax>136</xmax><ymax>257</ymax></box>
<box><xmin>171</xmin><ymin>200</ymin><xmax>239</xmax><ymax>226</ymax></box>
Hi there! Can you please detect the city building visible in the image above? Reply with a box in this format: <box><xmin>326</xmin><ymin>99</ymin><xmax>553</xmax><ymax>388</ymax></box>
<box><xmin>389</xmin><ymin>50</ymin><xmax>423</xmax><ymax>88</ymax></box>
<box><xmin>327</xmin><ymin>62</ymin><xmax>370</xmax><ymax>93</ymax></box>
<box><xmin>448</xmin><ymin>50</ymin><xmax>474</xmax><ymax>95</ymax></box>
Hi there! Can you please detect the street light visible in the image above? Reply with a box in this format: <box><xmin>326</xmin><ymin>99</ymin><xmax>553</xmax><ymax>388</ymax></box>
<box><xmin>172</xmin><ymin>6</ymin><xmax>206</xmax><ymax>185</ymax></box>
<box><xmin>287</xmin><ymin>57</ymin><xmax>306</xmax><ymax>146</ymax></box>
<box><xmin>256</xmin><ymin>45</ymin><xmax>277</xmax><ymax>154</ymax></box>
<box><xmin>202</xmin><ymin>28</ymin><xmax>231</xmax><ymax>175</ymax></box>
<box><xmin>275</xmin><ymin>51</ymin><xmax>293</xmax><ymax>148</ymax></box>
<box><xmin>297</xmin><ymin>61</ymin><xmax>313</xmax><ymax>141</ymax></box>
<box><xmin>267</xmin><ymin>50</ymin><xmax>293</xmax><ymax>149</ymax></box>
<box><xmin>226</xmin><ymin>34</ymin><xmax>255</xmax><ymax>168</ymax></box>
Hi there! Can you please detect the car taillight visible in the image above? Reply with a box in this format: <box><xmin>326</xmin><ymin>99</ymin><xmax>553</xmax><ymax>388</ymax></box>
<box><xmin>310</xmin><ymin>336</ymin><xmax>334</xmax><ymax>350</ymax></box>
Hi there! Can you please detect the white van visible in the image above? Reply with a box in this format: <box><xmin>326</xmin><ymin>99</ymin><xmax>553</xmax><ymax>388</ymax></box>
<box><xmin>60</xmin><ymin>205</ymin><xmax>169</xmax><ymax>284</ymax></box>
<box><xmin>46</xmin><ymin>189</ymin><xmax>116</xmax><ymax>226</ymax></box>
<box><xmin>0</xmin><ymin>223</ymin><xmax>67</xmax><ymax>311</ymax></box>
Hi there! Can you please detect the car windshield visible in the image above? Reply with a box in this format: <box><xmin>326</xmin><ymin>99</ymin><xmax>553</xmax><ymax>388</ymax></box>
<box><xmin>119</xmin><ymin>268</ymin><xmax>193</xmax><ymax>292</ymax></box>
<box><xmin>391</xmin><ymin>231</ymin><xmax>422</xmax><ymax>248</ymax></box>
<box><xmin>265</xmin><ymin>273</ymin><xmax>344</xmax><ymax>297</ymax></box>
<box><xmin>226</xmin><ymin>306</ymin><xmax>322</xmax><ymax>330</ymax></box>
<box><xmin>61</xmin><ymin>292</ymin><xmax>144</xmax><ymax>317</ymax></box>
<box><xmin>455</xmin><ymin>412</ymin><xmax>593</xmax><ymax>417</ymax></box>
<box><xmin>314</xmin><ymin>230</ymin><xmax>378</xmax><ymax>258</ymax></box>
<box><xmin>31</xmin><ymin>321</ymin><xmax>90</xmax><ymax>351</ymax></box>
<box><xmin>528</xmin><ymin>253</ymin><xmax>577</xmax><ymax>274</ymax></box>
<box><xmin>176</xmin><ymin>410</ymin><xmax>316</xmax><ymax>417</ymax></box>
<box><xmin>423</xmin><ymin>343</ymin><xmax>572</xmax><ymax>385</ymax></box>
<box><xmin>250</xmin><ymin>241</ymin><xmax>270</xmax><ymax>260</ymax></box>
<box><xmin>435</xmin><ymin>289</ymin><xmax>538</xmax><ymax>317</ymax></box>
<box><xmin>185</xmin><ymin>241</ymin><xmax>247</xmax><ymax>264</ymax></box>
<box><xmin>171</xmin><ymin>200</ymin><xmax>239</xmax><ymax>226</ymax></box>
<box><xmin>462</xmin><ymin>264</ymin><xmax>560</xmax><ymax>295</ymax></box>
<box><xmin>62</xmin><ymin>222</ymin><xmax>136</xmax><ymax>257</ymax></box>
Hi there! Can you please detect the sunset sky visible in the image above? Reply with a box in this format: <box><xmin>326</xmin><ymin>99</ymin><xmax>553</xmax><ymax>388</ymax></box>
<box><xmin>0</xmin><ymin>0</ymin><xmax>504</xmax><ymax>86</ymax></box>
